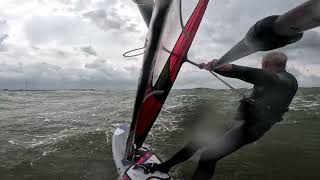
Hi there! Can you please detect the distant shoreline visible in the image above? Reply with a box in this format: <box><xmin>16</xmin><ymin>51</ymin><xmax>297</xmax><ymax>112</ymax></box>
<box><xmin>0</xmin><ymin>89</ymin><xmax>99</xmax><ymax>91</ymax></box>
<box><xmin>1</xmin><ymin>87</ymin><xmax>319</xmax><ymax>92</ymax></box>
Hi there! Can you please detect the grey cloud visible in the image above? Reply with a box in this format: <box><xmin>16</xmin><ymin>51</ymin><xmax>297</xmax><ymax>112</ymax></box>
<box><xmin>52</xmin><ymin>49</ymin><xmax>70</xmax><ymax>58</ymax></box>
<box><xmin>0</xmin><ymin>20</ymin><xmax>7</xmax><ymax>34</ymax></box>
<box><xmin>24</xmin><ymin>62</ymin><xmax>62</xmax><ymax>78</ymax></box>
<box><xmin>1</xmin><ymin>0</ymin><xmax>320</xmax><ymax>90</ymax></box>
<box><xmin>24</xmin><ymin>15</ymin><xmax>85</xmax><ymax>45</ymax></box>
<box><xmin>0</xmin><ymin>46</ymin><xmax>7</xmax><ymax>52</ymax></box>
<box><xmin>283</xmin><ymin>30</ymin><xmax>320</xmax><ymax>52</ymax></box>
<box><xmin>0</xmin><ymin>62</ymin><xmax>24</xmax><ymax>74</ymax></box>
<box><xmin>294</xmin><ymin>31</ymin><xmax>320</xmax><ymax>49</ymax></box>
<box><xmin>295</xmin><ymin>73</ymin><xmax>320</xmax><ymax>87</ymax></box>
<box><xmin>280</xmin><ymin>31</ymin><xmax>320</xmax><ymax>64</ymax></box>
<box><xmin>0</xmin><ymin>61</ymin><xmax>137</xmax><ymax>90</ymax></box>
<box><xmin>84</xmin><ymin>59</ymin><xmax>137</xmax><ymax>80</ymax></box>
<box><xmin>0</xmin><ymin>19</ymin><xmax>6</xmax><ymax>24</ymax></box>
<box><xmin>0</xmin><ymin>34</ymin><xmax>8</xmax><ymax>51</ymax></box>
<box><xmin>287</xmin><ymin>66</ymin><xmax>303</xmax><ymax>77</ymax></box>
<box><xmin>29</xmin><ymin>47</ymin><xmax>73</xmax><ymax>60</ymax></box>
<box><xmin>83</xmin><ymin>9</ymin><xmax>138</xmax><ymax>32</ymax></box>
<box><xmin>0</xmin><ymin>34</ymin><xmax>8</xmax><ymax>44</ymax></box>
<box><xmin>300</xmin><ymin>75</ymin><xmax>320</xmax><ymax>87</ymax></box>
<box><xmin>32</xmin><ymin>46</ymin><xmax>40</xmax><ymax>50</ymax></box>
<box><xmin>56</xmin><ymin>0</ymin><xmax>71</xmax><ymax>4</ymax></box>
<box><xmin>283</xmin><ymin>48</ymin><xmax>320</xmax><ymax>64</ymax></box>
<box><xmin>73</xmin><ymin>0</ymin><xmax>92</xmax><ymax>11</ymax></box>
<box><xmin>80</xmin><ymin>46</ymin><xmax>97</xmax><ymax>56</ymax></box>
<box><xmin>285</xmin><ymin>66</ymin><xmax>320</xmax><ymax>87</ymax></box>
<box><xmin>123</xmin><ymin>65</ymin><xmax>140</xmax><ymax>75</ymax></box>
<box><xmin>85</xmin><ymin>59</ymin><xmax>107</xmax><ymax>69</ymax></box>
<box><xmin>83</xmin><ymin>9</ymin><xmax>121</xmax><ymax>30</ymax></box>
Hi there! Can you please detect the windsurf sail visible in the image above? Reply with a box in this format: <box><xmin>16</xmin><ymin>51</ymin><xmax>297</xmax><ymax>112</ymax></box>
<box><xmin>125</xmin><ymin>0</ymin><xmax>209</xmax><ymax>161</ymax></box>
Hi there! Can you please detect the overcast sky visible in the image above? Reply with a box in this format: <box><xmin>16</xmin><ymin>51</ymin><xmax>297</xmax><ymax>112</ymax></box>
<box><xmin>0</xmin><ymin>0</ymin><xmax>319</xmax><ymax>90</ymax></box>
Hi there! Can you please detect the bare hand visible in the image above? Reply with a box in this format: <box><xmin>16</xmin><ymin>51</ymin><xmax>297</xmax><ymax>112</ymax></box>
<box><xmin>199</xmin><ymin>59</ymin><xmax>233</xmax><ymax>72</ymax></box>
<box><xmin>199</xmin><ymin>59</ymin><xmax>218</xmax><ymax>71</ymax></box>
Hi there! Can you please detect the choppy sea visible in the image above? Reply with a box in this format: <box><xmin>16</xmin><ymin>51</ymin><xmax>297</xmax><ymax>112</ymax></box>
<box><xmin>0</xmin><ymin>88</ymin><xmax>319</xmax><ymax>180</ymax></box>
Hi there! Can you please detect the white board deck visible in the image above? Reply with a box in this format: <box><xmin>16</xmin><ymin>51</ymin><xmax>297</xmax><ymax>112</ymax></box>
<box><xmin>112</xmin><ymin>124</ymin><xmax>171</xmax><ymax>180</ymax></box>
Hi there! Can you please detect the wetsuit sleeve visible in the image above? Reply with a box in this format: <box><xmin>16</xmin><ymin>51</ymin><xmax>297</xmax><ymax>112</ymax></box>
<box><xmin>214</xmin><ymin>65</ymin><xmax>278</xmax><ymax>85</ymax></box>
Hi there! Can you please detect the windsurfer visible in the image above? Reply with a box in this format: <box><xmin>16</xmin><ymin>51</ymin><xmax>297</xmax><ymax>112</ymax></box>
<box><xmin>137</xmin><ymin>51</ymin><xmax>298</xmax><ymax>179</ymax></box>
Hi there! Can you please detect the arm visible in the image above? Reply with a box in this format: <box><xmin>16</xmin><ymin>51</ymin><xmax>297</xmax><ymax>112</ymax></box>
<box><xmin>214</xmin><ymin>64</ymin><xmax>278</xmax><ymax>85</ymax></box>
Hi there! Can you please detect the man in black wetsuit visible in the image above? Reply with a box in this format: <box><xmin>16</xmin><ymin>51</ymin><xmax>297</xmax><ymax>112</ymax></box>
<box><xmin>137</xmin><ymin>51</ymin><xmax>298</xmax><ymax>179</ymax></box>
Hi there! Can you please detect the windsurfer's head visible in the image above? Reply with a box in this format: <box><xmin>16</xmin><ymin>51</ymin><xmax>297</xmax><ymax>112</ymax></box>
<box><xmin>261</xmin><ymin>51</ymin><xmax>287</xmax><ymax>72</ymax></box>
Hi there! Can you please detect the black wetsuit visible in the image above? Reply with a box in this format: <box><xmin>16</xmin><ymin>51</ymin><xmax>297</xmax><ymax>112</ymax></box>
<box><xmin>219</xmin><ymin>65</ymin><xmax>298</xmax><ymax>144</ymax></box>
<box><xmin>141</xmin><ymin>65</ymin><xmax>298</xmax><ymax>179</ymax></box>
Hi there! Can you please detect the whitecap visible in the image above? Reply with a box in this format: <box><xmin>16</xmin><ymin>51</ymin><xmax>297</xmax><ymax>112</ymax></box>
<box><xmin>8</xmin><ymin>140</ymin><xmax>18</xmax><ymax>145</ymax></box>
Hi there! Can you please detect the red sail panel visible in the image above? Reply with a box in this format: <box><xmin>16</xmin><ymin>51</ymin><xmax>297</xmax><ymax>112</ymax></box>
<box><xmin>170</xmin><ymin>0</ymin><xmax>209</xmax><ymax>81</ymax></box>
<box><xmin>126</xmin><ymin>0</ymin><xmax>210</xmax><ymax>158</ymax></box>
<box><xmin>135</xmin><ymin>96</ymin><xmax>162</xmax><ymax>137</ymax></box>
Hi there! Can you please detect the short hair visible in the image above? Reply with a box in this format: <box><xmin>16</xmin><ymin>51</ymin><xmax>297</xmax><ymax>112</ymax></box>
<box><xmin>262</xmin><ymin>51</ymin><xmax>288</xmax><ymax>68</ymax></box>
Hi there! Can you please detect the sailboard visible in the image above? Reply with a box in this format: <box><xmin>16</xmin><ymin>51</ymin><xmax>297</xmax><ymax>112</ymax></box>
<box><xmin>112</xmin><ymin>0</ymin><xmax>209</xmax><ymax>179</ymax></box>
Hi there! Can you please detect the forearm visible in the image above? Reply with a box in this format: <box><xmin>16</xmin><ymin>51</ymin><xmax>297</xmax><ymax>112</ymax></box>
<box><xmin>214</xmin><ymin>65</ymin><xmax>277</xmax><ymax>85</ymax></box>
<box><xmin>214</xmin><ymin>64</ymin><xmax>251</xmax><ymax>79</ymax></box>
<box><xmin>213</xmin><ymin>64</ymin><xmax>238</xmax><ymax>78</ymax></box>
